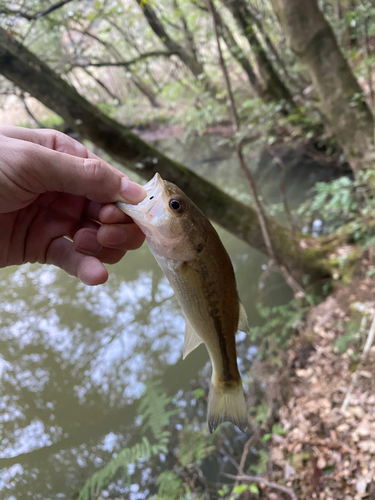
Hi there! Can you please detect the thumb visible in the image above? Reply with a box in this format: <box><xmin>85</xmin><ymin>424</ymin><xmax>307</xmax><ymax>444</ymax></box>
<box><xmin>22</xmin><ymin>142</ymin><xmax>146</xmax><ymax>204</ymax></box>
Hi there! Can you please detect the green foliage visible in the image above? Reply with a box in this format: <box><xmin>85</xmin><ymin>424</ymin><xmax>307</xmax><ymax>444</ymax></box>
<box><xmin>249</xmin><ymin>301</ymin><xmax>307</xmax><ymax>358</ymax></box>
<box><xmin>230</xmin><ymin>483</ymin><xmax>259</xmax><ymax>498</ymax></box>
<box><xmin>298</xmin><ymin>171</ymin><xmax>375</xmax><ymax>246</ymax></box>
<box><xmin>155</xmin><ymin>470</ymin><xmax>184</xmax><ymax>500</ymax></box>
<box><xmin>78</xmin><ymin>381</ymin><xmax>176</xmax><ymax>500</ymax></box>
<box><xmin>250</xmin><ymin>449</ymin><xmax>269</xmax><ymax>475</ymax></box>
<box><xmin>249</xmin><ymin>483</ymin><xmax>260</xmax><ymax>494</ymax></box>
<box><xmin>334</xmin><ymin>319</ymin><xmax>362</xmax><ymax>354</ymax></box>
<box><xmin>171</xmin><ymin>95</ymin><xmax>227</xmax><ymax>136</ymax></box>
<box><xmin>139</xmin><ymin>381</ymin><xmax>179</xmax><ymax>439</ymax></box>
<box><xmin>192</xmin><ymin>388</ymin><xmax>205</xmax><ymax>400</ymax></box>
<box><xmin>253</xmin><ymin>403</ymin><xmax>270</xmax><ymax>426</ymax></box>
<box><xmin>262</xmin><ymin>423</ymin><xmax>287</xmax><ymax>442</ymax></box>
<box><xmin>229</xmin><ymin>483</ymin><xmax>259</xmax><ymax>499</ymax></box>
<box><xmin>218</xmin><ymin>485</ymin><xmax>231</xmax><ymax>498</ymax></box>
<box><xmin>178</xmin><ymin>426</ymin><xmax>215</xmax><ymax>466</ymax></box>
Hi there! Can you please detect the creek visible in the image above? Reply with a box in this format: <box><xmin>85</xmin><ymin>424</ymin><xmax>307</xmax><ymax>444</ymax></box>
<box><xmin>0</xmin><ymin>135</ymin><xmax>333</xmax><ymax>499</ymax></box>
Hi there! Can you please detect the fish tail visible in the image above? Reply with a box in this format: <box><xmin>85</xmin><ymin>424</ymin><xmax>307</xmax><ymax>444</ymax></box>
<box><xmin>207</xmin><ymin>380</ymin><xmax>247</xmax><ymax>433</ymax></box>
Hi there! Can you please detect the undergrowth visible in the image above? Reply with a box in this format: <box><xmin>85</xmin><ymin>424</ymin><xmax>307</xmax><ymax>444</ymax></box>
<box><xmin>77</xmin><ymin>381</ymin><xmax>177</xmax><ymax>500</ymax></box>
<box><xmin>297</xmin><ymin>169</ymin><xmax>375</xmax><ymax>247</ymax></box>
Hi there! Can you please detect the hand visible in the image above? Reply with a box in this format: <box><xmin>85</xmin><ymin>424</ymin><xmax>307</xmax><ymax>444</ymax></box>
<box><xmin>0</xmin><ymin>126</ymin><xmax>147</xmax><ymax>285</ymax></box>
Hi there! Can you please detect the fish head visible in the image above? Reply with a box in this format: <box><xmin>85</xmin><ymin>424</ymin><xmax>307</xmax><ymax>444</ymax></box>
<box><xmin>117</xmin><ymin>173</ymin><xmax>204</xmax><ymax>260</ymax></box>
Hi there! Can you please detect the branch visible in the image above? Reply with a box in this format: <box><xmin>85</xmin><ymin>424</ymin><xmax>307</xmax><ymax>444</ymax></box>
<box><xmin>0</xmin><ymin>0</ymin><xmax>74</xmax><ymax>20</ymax></box>
<box><xmin>33</xmin><ymin>0</ymin><xmax>74</xmax><ymax>19</ymax></box>
<box><xmin>0</xmin><ymin>7</ymin><xmax>33</xmax><ymax>20</ymax></box>
<box><xmin>224</xmin><ymin>473</ymin><xmax>298</xmax><ymax>500</ymax></box>
<box><xmin>71</xmin><ymin>50</ymin><xmax>178</xmax><ymax>69</ymax></box>
<box><xmin>19</xmin><ymin>94</ymin><xmax>44</xmax><ymax>127</ymax></box>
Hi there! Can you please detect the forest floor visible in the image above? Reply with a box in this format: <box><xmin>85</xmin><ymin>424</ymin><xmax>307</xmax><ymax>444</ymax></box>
<box><xmin>263</xmin><ymin>274</ymin><xmax>375</xmax><ymax>500</ymax></box>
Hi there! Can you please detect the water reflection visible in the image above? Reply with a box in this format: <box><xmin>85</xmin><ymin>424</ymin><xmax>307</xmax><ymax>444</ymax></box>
<box><xmin>0</xmin><ymin>223</ymin><xmax>266</xmax><ymax>499</ymax></box>
<box><xmin>3</xmin><ymin>133</ymin><xmax>318</xmax><ymax>498</ymax></box>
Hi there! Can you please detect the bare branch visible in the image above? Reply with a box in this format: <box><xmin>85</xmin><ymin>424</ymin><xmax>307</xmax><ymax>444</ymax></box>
<box><xmin>33</xmin><ymin>0</ymin><xmax>74</xmax><ymax>19</ymax></box>
<box><xmin>0</xmin><ymin>0</ymin><xmax>74</xmax><ymax>20</ymax></box>
<box><xmin>19</xmin><ymin>93</ymin><xmax>44</xmax><ymax>127</ymax></box>
<box><xmin>71</xmin><ymin>50</ymin><xmax>178</xmax><ymax>69</ymax></box>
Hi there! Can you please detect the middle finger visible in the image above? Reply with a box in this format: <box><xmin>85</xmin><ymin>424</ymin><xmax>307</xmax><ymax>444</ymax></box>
<box><xmin>97</xmin><ymin>222</ymin><xmax>145</xmax><ymax>251</ymax></box>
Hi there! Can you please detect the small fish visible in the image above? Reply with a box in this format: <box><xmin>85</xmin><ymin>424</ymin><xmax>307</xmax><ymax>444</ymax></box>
<box><xmin>117</xmin><ymin>173</ymin><xmax>248</xmax><ymax>433</ymax></box>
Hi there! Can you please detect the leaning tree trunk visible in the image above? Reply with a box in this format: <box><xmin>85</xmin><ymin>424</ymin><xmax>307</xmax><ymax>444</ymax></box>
<box><xmin>0</xmin><ymin>27</ymin><xmax>351</xmax><ymax>282</ymax></box>
<box><xmin>221</xmin><ymin>0</ymin><xmax>295</xmax><ymax>111</ymax></box>
<box><xmin>217</xmin><ymin>11</ymin><xmax>263</xmax><ymax>95</ymax></box>
<box><xmin>270</xmin><ymin>0</ymin><xmax>375</xmax><ymax>176</ymax></box>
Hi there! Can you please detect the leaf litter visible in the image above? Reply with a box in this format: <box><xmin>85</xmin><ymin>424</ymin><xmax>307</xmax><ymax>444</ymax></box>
<box><xmin>264</xmin><ymin>276</ymin><xmax>375</xmax><ymax>499</ymax></box>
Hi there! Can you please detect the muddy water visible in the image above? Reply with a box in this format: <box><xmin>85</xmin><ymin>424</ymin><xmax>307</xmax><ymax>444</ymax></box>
<box><xmin>0</xmin><ymin>136</ymin><xmax>320</xmax><ymax>499</ymax></box>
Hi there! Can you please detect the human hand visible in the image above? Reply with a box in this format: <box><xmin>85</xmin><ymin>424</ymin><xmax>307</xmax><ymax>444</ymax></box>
<box><xmin>0</xmin><ymin>126</ymin><xmax>146</xmax><ymax>285</ymax></box>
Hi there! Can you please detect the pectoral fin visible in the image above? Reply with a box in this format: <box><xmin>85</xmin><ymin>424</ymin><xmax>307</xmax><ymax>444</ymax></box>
<box><xmin>183</xmin><ymin>320</ymin><xmax>203</xmax><ymax>359</ymax></box>
<box><xmin>238</xmin><ymin>301</ymin><xmax>249</xmax><ymax>333</ymax></box>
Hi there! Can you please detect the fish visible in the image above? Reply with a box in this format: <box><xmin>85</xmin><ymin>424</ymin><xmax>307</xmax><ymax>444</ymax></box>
<box><xmin>117</xmin><ymin>173</ymin><xmax>248</xmax><ymax>433</ymax></box>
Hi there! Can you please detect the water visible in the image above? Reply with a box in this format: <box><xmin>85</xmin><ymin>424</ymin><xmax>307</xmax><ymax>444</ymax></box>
<box><xmin>0</xmin><ymin>135</ymin><xmax>323</xmax><ymax>499</ymax></box>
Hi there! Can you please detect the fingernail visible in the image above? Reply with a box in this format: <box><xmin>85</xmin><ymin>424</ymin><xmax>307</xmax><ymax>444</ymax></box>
<box><xmin>119</xmin><ymin>178</ymin><xmax>147</xmax><ymax>204</ymax></box>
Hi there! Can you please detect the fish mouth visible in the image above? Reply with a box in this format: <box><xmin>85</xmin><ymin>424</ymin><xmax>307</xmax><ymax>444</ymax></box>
<box><xmin>116</xmin><ymin>173</ymin><xmax>164</xmax><ymax>224</ymax></box>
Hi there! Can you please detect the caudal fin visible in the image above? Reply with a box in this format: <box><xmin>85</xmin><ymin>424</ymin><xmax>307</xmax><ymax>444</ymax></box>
<box><xmin>207</xmin><ymin>382</ymin><xmax>247</xmax><ymax>433</ymax></box>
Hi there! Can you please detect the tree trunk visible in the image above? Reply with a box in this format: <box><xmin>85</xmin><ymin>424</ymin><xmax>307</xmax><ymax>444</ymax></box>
<box><xmin>217</xmin><ymin>11</ymin><xmax>263</xmax><ymax>94</ymax></box>
<box><xmin>129</xmin><ymin>73</ymin><xmax>161</xmax><ymax>108</ymax></box>
<box><xmin>0</xmin><ymin>28</ymin><xmax>345</xmax><ymax>282</ymax></box>
<box><xmin>221</xmin><ymin>0</ymin><xmax>295</xmax><ymax>111</ymax></box>
<box><xmin>172</xmin><ymin>0</ymin><xmax>198</xmax><ymax>62</ymax></box>
<box><xmin>270</xmin><ymin>0</ymin><xmax>375</xmax><ymax>175</ymax></box>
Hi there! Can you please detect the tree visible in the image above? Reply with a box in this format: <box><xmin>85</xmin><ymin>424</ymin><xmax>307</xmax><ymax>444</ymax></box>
<box><xmin>270</xmin><ymin>0</ymin><xmax>375</xmax><ymax>175</ymax></box>
<box><xmin>220</xmin><ymin>0</ymin><xmax>296</xmax><ymax>110</ymax></box>
<box><xmin>0</xmin><ymin>26</ymin><xmax>340</xmax><ymax>282</ymax></box>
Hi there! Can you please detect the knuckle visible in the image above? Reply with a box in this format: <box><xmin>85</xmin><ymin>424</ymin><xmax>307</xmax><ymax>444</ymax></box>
<box><xmin>82</xmin><ymin>158</ymin><xmax>107</xmax><ymax>182</ymax></box>
<box><xmin>44</xmin><ymin>128</ymin><xmax>63</xmax><ymax>147</ymax></box>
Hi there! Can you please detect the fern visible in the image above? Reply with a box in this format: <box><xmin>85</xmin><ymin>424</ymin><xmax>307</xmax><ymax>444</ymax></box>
<box><xmin>178</xmin><ymin>427</ymin><xmax>215</xmax><ymax>466</ymax></box>
<box><xmin>78</xmin><ymin>380</ymin><xmax>176</xmax><ymax>500</ymax></box>
<box><xmin>139</xmin><ymin>380</ymin><xmax>179</xmax><ymax>440</ymax></box>
<box><xmin>155</xmin><ymin>470</ymin><xmax>184</xmax><ymax>500</ymax></box>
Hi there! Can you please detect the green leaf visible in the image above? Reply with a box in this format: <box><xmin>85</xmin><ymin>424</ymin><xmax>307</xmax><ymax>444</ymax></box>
<box><xmin>249</xmin><ymin>484</ymin><xmax>260</xmax><ymax>494</ymax></box>
<box><xmin>272</xmin><ymin>423</ymin><xmax>287</xmax><ymax>435</ymax></box>
<box><xmin>193</xmin><ymin>388</ymin><xmax>205</xmax><ymax>400</ymax></box>
<box><xmin>233</xmin><ymin>484</ymin><xmax>248</xmax><ymax>494</ymax></box>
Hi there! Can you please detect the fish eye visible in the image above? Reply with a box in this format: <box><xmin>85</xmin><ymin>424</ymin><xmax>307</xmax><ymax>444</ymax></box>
<box><xmin>169</xmin><ymin>196</ymin><xmax>186</xmax><ymax>214</ymax></box>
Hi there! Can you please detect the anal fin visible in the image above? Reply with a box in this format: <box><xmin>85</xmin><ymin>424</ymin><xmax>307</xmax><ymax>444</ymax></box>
<box><xmin>238</xmin><ymin>301</ymin><xmax>249</xmax><ymax>334</ymax></box>
<box><xmin>183</xmin><ymin>320</ymin><xmax>203</xmax><ymax>359</ymax></box>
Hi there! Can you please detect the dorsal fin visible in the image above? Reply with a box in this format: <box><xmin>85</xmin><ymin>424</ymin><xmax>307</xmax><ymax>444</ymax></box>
<box><xmin>238</xmin><ymin>301</ymin><xmax>249</xmax><ymax>333</ymax></box>
<box><xmin>183</xmin><ymin>320</ymin><xmax>203</xmax><ymax>359</ymax></box>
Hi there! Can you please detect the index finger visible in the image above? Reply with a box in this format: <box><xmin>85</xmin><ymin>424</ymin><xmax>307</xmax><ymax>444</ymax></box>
<box><xmin>0</xmin><ymin>126</ymin><xmax>116</xmax><ymax>171</ymax></box>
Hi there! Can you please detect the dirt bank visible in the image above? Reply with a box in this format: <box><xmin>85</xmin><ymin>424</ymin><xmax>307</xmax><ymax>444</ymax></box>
<box><xmin>263</xmin><ymin>276</ymin><xmax>375</xmax><ymax>499</ymax></box>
